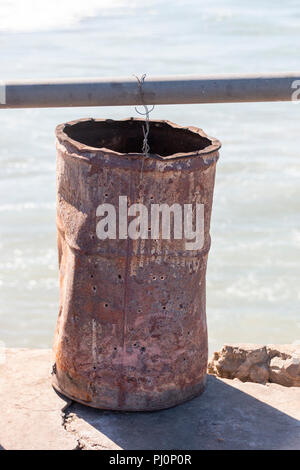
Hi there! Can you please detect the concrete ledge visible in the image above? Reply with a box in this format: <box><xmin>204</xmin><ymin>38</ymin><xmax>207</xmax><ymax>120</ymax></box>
<box><xmin>0</xmin><ymin>348</ymin><xmax>299</xmax><ymax>450</ymax></box>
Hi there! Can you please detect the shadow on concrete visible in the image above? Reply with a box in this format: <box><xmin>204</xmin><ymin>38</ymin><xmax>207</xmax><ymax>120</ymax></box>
<box><xmin>68</xmin><ymin>375</ymin><xmax>300</xmax><ymax>450</ymax></box>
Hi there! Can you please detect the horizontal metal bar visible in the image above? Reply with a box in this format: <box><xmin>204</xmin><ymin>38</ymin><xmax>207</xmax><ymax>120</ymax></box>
<box><xmin>0</xmin><ymin>72</ymin><xmax>300</xmax><ymax>109</ymax></box>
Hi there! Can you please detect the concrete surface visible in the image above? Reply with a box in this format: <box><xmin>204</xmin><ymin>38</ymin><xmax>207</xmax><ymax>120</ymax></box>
<box><xmin>0</xmin><ymin>348</ymin><xmax>299</xmax><ymax>450</ymax></box>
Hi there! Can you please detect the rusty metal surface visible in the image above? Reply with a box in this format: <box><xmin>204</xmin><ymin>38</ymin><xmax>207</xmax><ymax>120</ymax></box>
<box><xmin>52</xmin><ymin>118</ymin><xmax>220</xmax><ymax>411</ymax></box>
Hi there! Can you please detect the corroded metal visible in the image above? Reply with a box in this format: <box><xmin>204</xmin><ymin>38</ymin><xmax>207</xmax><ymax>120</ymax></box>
<box><xmin>52</xmin><ymin>118</ymin><xmax>221</xmax><ymax>411</ymax></box>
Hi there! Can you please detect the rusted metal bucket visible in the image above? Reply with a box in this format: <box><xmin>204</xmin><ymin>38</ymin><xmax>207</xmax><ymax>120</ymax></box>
<box><xmin>52</xmin><ymin>118</ymin><xmax>221</xmax><ymax>411</ymax></box>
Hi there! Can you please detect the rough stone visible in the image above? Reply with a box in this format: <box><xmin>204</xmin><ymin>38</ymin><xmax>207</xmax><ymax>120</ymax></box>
<box><xmin>0</xmin><ymin>348</ymin><xmax>78</xmax><ymax>450</ymax></box>
<box><xmin>208</xmin><ymin>343</ymin><xmax>300</xmax><ymax>386</ymax></box>
<box><xmin>1</xmin><ymin>348</ymin><xmax>300</xmax><ymax>450</ymax></box>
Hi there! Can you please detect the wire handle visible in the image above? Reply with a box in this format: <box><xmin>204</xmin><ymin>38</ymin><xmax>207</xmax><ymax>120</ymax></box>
<box><xmin>133</xmin><ymin>74</ymin><xmax>155</xmax><ymax>182</ymax></box>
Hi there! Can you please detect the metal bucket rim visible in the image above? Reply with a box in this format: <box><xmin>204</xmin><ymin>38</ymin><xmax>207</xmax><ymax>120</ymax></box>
<box><xmin>55</xmin><ymin>117</ymin><xmax>221</xmax><ymax>162</ymax></box>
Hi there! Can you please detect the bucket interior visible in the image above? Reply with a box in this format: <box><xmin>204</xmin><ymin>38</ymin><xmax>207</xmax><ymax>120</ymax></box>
<box><xmin>64</xmin><ymin>120</ymin><xmax>212</xmax><ymax>158</ymax></box>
